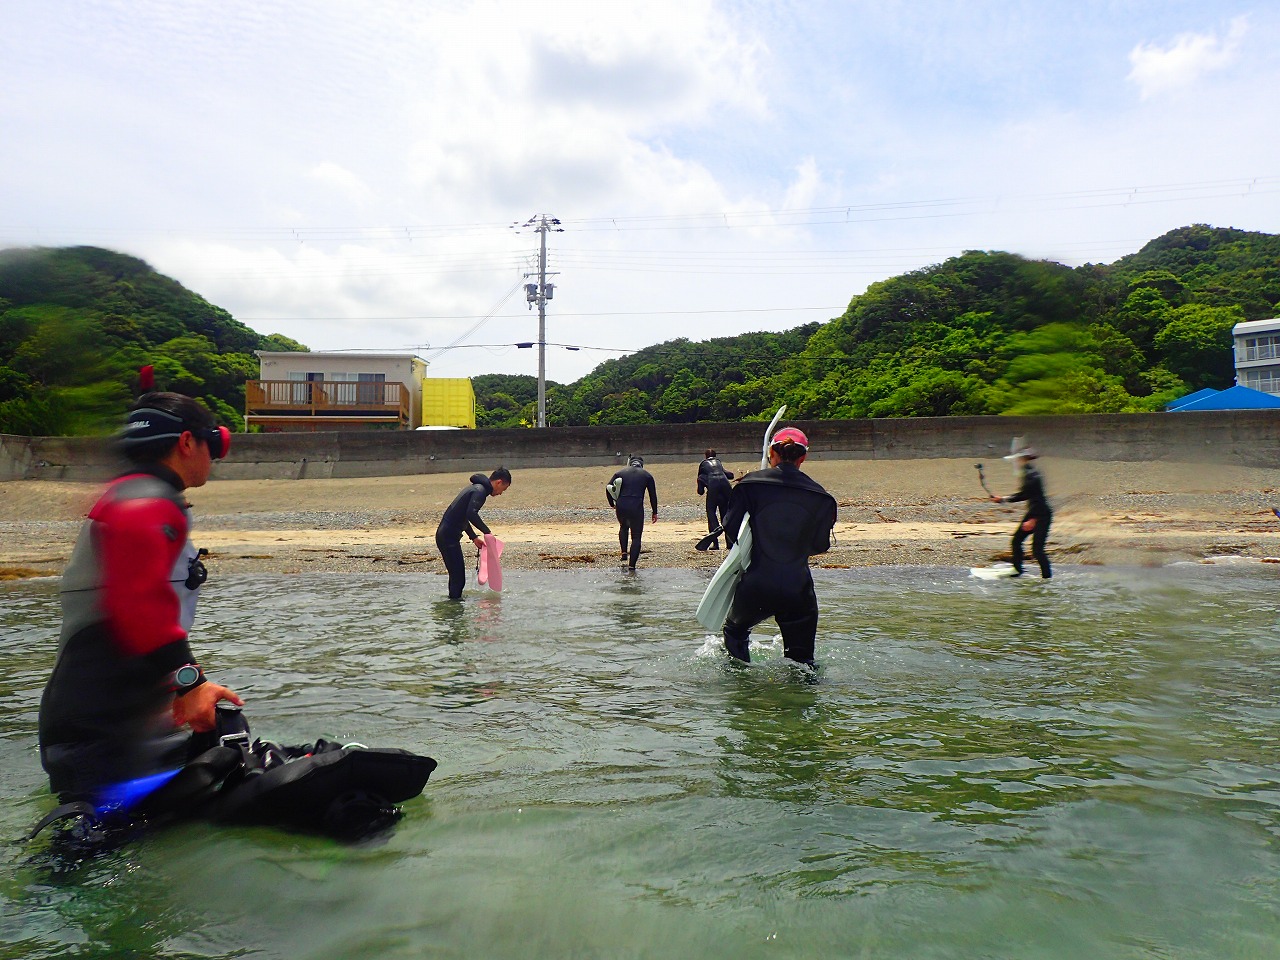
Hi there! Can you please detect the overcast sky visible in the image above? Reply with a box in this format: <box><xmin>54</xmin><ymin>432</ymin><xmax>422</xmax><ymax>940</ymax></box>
<box><xmin>2</xmin><ymin>1</ymin><xmax>1277</xmax><ymax>384</ymax></box>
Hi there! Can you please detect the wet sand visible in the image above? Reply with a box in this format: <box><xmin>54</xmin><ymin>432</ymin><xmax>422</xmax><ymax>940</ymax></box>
<box><xmin>2</xmin><ymin>457</ymin><xmax>1279</xmax><ymax>579</ymax></box>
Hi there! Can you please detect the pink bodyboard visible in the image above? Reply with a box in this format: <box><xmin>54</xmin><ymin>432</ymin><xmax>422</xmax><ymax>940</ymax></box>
<box><xmin>477</xmin><ymin>533</ymin><xmax>504</xmax><ymax>591</ymax></box>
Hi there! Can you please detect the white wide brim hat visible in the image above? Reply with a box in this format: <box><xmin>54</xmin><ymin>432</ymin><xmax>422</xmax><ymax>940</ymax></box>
<box><xmin>1003</xmin><ymin>436</ymin><xmax>1038</xmax><ymax>460</ymax></box>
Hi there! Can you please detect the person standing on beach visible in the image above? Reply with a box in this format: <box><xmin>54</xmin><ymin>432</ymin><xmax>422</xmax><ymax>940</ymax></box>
<box><xmin>696</xmin><ymin>449</ymin><xmax>735</xmax><ymax>550</ymax></box>
<box><xmin>721</xmin><ymin>427</ymin><xmax>837</xmax><ymax>667</ymax></box>
<box><xmin>435</xmin><ymin>468</ymin><xmax>511</xmax><ymax>599</ymax></box>
<box><xmin>606</xmin><ymin>456</ymin><xmax>658</xmax><ymax>570</ymax></box>
<box><xmin>991</xmin><ymin>438</ymin><xmax>1052</xmax><ymax>578</ymax></box>
<box><xmin>39</xmin><ymin>392</ymin><xmax>243</xmax><ymax>807</ymax></box>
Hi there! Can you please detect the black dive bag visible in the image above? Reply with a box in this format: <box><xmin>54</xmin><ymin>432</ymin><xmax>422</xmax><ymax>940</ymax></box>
<box><xmin>30</xmin><ymin>706</ymin><xmax>437</xmax><ymax>845</ymax></box>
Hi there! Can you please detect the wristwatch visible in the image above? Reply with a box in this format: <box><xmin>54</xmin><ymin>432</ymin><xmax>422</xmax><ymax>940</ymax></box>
<box><xmin>173</xmin><ymin>663</ymin><xmax>206</xmax><ymax>694</ymax></box>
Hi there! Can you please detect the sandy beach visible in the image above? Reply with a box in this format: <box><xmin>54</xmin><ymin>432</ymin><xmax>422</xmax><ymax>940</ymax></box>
<box><xmin>3</xmin><ymin>456</ymin><xmax>1279</xmax><ymax>580</ymax></box>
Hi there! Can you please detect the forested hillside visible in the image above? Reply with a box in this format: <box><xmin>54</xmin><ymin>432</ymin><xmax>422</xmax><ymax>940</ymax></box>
<box><xmin>4</xmin><ymin>226</ymin><xmax>1278</xmax><ymax>435</ymax></box>
<box><xmin>478</xmin><ymin>224</ymin><xmax>1275</xmax><ymax>426</ymax></box>
<box><xmin>768</xmin><ymin>225</ymin><xmax>1280</xmax><ymax>419</ymax></box>
<box><xmin>0</xmin><ymin>247</ymin><xmax>306</xmax><ymax>435</ymax></box>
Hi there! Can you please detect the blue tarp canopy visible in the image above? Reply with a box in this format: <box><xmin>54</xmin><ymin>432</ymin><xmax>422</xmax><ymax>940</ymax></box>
<box><xmin>1167</xmin><ymin>385</ymin><xmax>1280</xmax><ymax>411</ymax></box>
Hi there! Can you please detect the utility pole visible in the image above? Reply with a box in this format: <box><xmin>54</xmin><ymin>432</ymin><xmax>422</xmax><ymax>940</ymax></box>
<box><xmin>515</xmin><ymin>214</ymin><xmax>561</xmax><ymax>427</ymax></box>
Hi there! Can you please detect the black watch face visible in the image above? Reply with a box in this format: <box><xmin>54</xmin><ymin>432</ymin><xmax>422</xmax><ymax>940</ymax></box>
<box><xmin>176</xmin><ymin>665</ymin><xmax>201</xmax><ymax>687</ymax></box>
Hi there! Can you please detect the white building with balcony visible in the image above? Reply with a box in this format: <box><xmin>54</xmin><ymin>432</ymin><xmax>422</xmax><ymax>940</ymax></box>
<box><xmin>1232</xmin><ymin>318</ymin><xmax>1280</xmax><ymax>396</ymax></box>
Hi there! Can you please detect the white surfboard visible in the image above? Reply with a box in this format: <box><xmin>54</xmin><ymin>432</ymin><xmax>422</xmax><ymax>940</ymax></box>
<box><xmin>696</xmin><ymin>515</ymin><xmax>751</xmax><ymax>631</ymax></box>
<box><xmin>969</xmin><ymin>563</ymin><xmax>1019</xmax><ymax>580</ymax></box>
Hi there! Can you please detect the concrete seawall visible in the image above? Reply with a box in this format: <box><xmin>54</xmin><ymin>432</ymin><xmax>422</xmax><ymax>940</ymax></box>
<box><xmin>3</xmin><ymin>411</ymin><xmax>1278</xmax><ymax>482</ymax></box>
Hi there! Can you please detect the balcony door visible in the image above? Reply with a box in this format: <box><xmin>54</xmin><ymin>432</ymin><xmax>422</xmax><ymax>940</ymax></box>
<box><xmin>287</xmin><ymin>371</ymin><xmax>323</xmax><ymax>404</ymax></box>
<box><xmin>357</xmin><ymin>373</ymin><xmax>386</xmax><ymax>405</ymax></box>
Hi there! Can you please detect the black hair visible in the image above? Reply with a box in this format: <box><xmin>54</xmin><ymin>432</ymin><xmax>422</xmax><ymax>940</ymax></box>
<box><xmin>490</xmin><ymin>467</ymin><xmax>512</xmax><ymax>484</ymax></box>
<box><xmin>775</xmin><ymin>442</ymin><xmax>807</xmax><ymax>464</ymax></box>
<box><xmin>705</xmin><ymin>449</ymin><xmax>716</xmax><ymax>458</ymax></box>
<box><xmin>118</xmin><ymin>392</ymin><xmax>216</xmax><ymax>465</ymax></box>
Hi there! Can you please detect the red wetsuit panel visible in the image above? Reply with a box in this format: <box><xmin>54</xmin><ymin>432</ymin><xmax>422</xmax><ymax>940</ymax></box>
<box><xmin>92</xmin><ymin>492</ymin><xmax>189</xmax><ymax>657</ymax></box>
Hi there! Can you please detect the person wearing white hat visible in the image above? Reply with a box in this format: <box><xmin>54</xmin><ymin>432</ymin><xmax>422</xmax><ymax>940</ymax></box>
<box><xmin>990</xmin><ymin>437</ymin><xmax>1052</xmax><ymax>578</ymax></box>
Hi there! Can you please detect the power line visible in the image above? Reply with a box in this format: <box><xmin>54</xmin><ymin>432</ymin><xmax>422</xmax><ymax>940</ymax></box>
<box><xmin>428</xmin><ymin>278</ymin><xmax>524</xmax><ymax>360</ymax></box>
<box><xmin>237</xmin><ymin>305</ymin><xmax>841</xmax><ymax>321</ymax></box>
<box><xmin>3</xmin><ymin>175</ymin><xmax>1273</xmax><ymax>244</ymax></box>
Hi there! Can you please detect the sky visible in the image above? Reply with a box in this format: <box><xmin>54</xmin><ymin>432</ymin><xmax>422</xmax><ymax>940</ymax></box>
<box><xmin>2</xmin><ymin>0</ymin><xmax>1278</xmax><ymax>385</ymax></box>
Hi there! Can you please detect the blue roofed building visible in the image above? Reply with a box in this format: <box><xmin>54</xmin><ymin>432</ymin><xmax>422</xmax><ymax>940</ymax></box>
<box><xmin>1167</xmin><ymin>384</ymin><xmax>1280</xmax><ymax>411</ymax></box>
<box><xmin>1165</xmin><ymin>387</ymin><xmax>1221</xmax><ymax>410</ymax></box>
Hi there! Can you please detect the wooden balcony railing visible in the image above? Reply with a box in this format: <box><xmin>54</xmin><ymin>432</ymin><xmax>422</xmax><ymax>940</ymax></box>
<box><xmin>245</xmin><ymin>380</ymin><xmax>410</xmax><ymax>425</ymax></box>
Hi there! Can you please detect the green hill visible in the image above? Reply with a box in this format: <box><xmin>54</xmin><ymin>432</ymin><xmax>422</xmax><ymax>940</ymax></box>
<box><xmin>0</xmin><ymin>246</ymin><xmax>305</xmax><ymax>435</ymax></box>
<box><xmin>512</xmin><ymin>224</ymin><xmax>1277</xmax><ymax>425</ymax></box>
<box><xmin>5</xmin><ymin>227</ymin><xmax>1278</xmax><ymax>435</ymax></box>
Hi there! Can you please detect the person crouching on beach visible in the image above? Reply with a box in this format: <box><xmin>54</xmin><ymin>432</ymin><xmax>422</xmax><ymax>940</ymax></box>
<box><xmin>435</xmin><ymin>468</ymin><xmax>511</xmax><ymax>599</ymax></box>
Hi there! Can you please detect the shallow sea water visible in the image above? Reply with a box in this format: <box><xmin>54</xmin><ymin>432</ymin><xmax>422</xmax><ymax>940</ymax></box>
<box><xmin>3</xmin><ymin>563</ymin><xmax>1280</xmax><ymax>959</ymax></box>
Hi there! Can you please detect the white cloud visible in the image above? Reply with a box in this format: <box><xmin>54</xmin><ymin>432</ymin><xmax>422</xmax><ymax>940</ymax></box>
<box><xmin>4</xmin><ymin>1</ymin><xmax>1280</xmax><ymax>385</ymax></box>
<box><xmin>391</xmin><ymin>0</ymin><xmax>767</xmax><ymax>220</ymax></box>
<box><xmin>781</xmin><ymin>158</ymin><xmax>824</xmax><ymax>213</ymax></box>
<box><xmin>307</xmin><ymin>162</ymin><xmax>375</xmax><ymax>210</ymax></box>
<box><xmin>1127</xmin><ymin>17</ymin><xmax>1248</xmax><ymax>99</ymax></box>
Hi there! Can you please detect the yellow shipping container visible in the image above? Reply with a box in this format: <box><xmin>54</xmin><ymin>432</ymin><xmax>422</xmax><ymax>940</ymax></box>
<box><xmin>421</xmin><ymin>378</ymin><xmax>476</xmax><ymax>428</ymax></box>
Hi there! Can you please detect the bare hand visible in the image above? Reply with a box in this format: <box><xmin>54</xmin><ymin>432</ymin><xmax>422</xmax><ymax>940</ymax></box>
<box><xmin>473</xmin><ymin>536</ymin><xmax>485</xmax><ymax>548</ymax></box>
<box><xmin>172</xmin><ymin>682</ymin><xmax>243</xmax><ymax>733</ymax></box>
<box><xmin>1020</xmin><ymin>518</ymin><xmax>1036</xmax><ymax>533</ymax></box>
<box><xmin>990</xmin><ymin>495</ymin><xmax>1002</xmax><ymax>503</ymax></box>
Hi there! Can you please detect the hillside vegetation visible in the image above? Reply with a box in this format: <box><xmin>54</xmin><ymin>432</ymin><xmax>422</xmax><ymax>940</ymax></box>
<box><xmin>3</xmin><ymin>225</ymin><xmax>1277</xmax><ymax>435</ymax></box>
<box><xmin>490</xmin><ymin>224</ymin><xmax>1275</xmax><ymax>427</ymax></box>
<box><xmin>0</xmin><ymin>247</ymin><xmax>304</xmax><ymax>435</ymax></box>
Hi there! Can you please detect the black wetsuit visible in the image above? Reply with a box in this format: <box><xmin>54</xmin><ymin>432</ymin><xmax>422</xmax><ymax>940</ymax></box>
<box><xmin>697</xmin><ymin>457</ymin><xmax>735</xmax><ymax>548</ymax></box>
<box><xmin>721</xmin><ymin>462</ymin><xmax>837</xmax><ymax>665</ymax></box>
<box><xmin>607</xmin><ymin>464</ymin><xmax>658</xmax><ymax>569</ymax></box>
<box><xmin>1005</xmin><ymin>462</ymin><xmax>1052</xmax><ymax>578</ymax></box>
<box><xmin>435</xmin><ymin>473</ymin><xmax>494</xmax><ymax>598</ymax></box>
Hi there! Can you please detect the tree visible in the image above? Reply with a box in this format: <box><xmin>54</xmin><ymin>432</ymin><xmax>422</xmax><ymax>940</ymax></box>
<box><xmin>1152</xmin><ymin>304</ymin><xmax>1241</xmax><ymax>390</ymax></box>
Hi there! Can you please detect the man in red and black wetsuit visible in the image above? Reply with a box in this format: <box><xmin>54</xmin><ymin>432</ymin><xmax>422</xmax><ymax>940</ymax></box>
<box><xmin>39</xmin><ymin>392</ymin><xmax>242</xmax><ymax>804</ymax></box>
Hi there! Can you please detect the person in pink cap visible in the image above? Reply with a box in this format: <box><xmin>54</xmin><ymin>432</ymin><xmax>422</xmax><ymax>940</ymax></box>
<box><xmin>720</xmin><ymin>427</ymin><xmax>837</xmax><ymax>667</ymax></box>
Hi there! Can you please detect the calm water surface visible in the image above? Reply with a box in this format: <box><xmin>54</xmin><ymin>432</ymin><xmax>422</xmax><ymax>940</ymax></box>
<box><xmin>2</xmin><ymin>564</ymin><xmax>1279</xmax><ymax>959</ymax></box>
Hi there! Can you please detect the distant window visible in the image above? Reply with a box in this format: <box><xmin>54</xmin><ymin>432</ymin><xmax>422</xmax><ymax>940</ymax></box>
<box><xmin>1243</xmin><ymin>336</ymin><xmax>1280</xmax><ymax>362</ymax></box>
<box><xmin>286</xmin><ymin>371</ymin><xmax>323</xmax><ymax>403</ymax></box>
<box><xmin>358</xmin><ymin>372</ymin><xmax>386</xmax><ymax>404</ymax></box>
<box><xmin>324</xmin><ymin>372</ymin><xmax>357</xmax><ymax>404</ymax></box>
<box><xmin>1241</xmin><ymin>368</ymin><xmax>1280</xmax><ymax>395</ymax></box>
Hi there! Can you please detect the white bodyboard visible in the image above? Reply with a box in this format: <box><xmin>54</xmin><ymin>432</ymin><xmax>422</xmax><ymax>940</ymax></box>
<box><xmin>695</xmin><ymin>406</ymin><xmax>783</xmax><ymax>633</ymax></box>
<box><xmin>969</xmin><ymin>563</ymin><xmax>1018</xmax><ymax>581</ymax></box>
<box><xmin>696</xmin><ymin>515</ymin><xmax>751</xmax><ymax>631</ymax></box>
